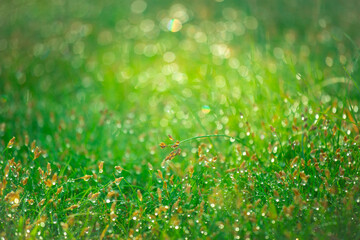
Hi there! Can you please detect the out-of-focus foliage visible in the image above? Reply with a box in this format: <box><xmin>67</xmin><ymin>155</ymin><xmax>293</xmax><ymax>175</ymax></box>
<box><xmin>0</xmin><ymin>0</ymin><xmax>360</xmax><ymax>239</ymax></box>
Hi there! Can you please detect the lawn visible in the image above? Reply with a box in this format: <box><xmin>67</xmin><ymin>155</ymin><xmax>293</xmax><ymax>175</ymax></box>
<box><xmin>1</xmin><ymin>0</ymin><xmax>360</xmax><ymax>239</ymax></box>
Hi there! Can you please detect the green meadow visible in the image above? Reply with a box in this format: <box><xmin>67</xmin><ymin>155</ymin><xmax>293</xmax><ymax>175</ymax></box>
<box><xmin>1</xmin><ymin>0</ymin><xmax>360</xmax><ymax>239</ymax></box>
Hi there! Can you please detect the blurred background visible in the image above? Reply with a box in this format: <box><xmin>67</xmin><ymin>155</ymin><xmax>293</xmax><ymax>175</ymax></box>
<box><xmin>0</xmin><ymin>0</ymin><xmax>359</xmax><ymax>165</ymax></box>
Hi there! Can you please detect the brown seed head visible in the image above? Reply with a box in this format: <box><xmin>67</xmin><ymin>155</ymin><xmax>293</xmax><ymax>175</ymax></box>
<box><xmin>115</xmin><ymin>166</ymin><xmax>123</xmax><ymax>173</ymax></box>
<box><xmin>157</xmin><ymin>188</ymin><xmax>162</xmax><ymax>202</ymax></box>
<box><xmin>90</xmin><ymin>192</ymin><xmax>100</xmax><ymax>200</ymax></box>
<box><xmin>66</xmin><ymin>204</ymin><xmax>79</xmax><ymax>211</ymax></box>
<box><xmin>22</xmin><ymin>177</ymin><xmax>29</xmax><ymax>186</ymax></box>
<box><xmin>7</xmin><ymin>137</ymin><xmax>15</xmax><ymax>149</ymax></box>
<box><xmin>55</xmin><ymin>186</ymin><xmax>63</xmax><ymax>195</ymax></box>
<box><xmin>31</xmin><ymin>140</ymin><xmax>36</xmax><ymax>152</ymax></box>
<box><xmin>98</xmin><ymin>161</ymin><xmax>104</xmax><ymax>173</ymax></box>
<box><xmin>159</xmin><ymin>142</ymin><xmax>167</xmax><ymax>149</ymax></box>
<box><xmin>47</xmin><ymin>163</ymin><xmax>51</xmax><ymax>175</ymax></box>
<box><xmin>33</xmin><ymin>147</ymin><xmax>42</xmax><ymax>160</ymax></box>
<box><xmin>171</xmin><ymin>140</ymin><xmax>180</xmax><ymax>149</ymax></box>
<box><xmin>81</xmin><ymin>175</ymin><xmax>92</xmax><ymax>182</ymax></box>
<box><xmin>137</xmin><ymin>189</ymin><xmax>143</xmax><ymax>202</ymax></box>
<box><xmin>114</xmin><ymin>177</ymin><xmax>124</xmax><ymax>185</ymax></box>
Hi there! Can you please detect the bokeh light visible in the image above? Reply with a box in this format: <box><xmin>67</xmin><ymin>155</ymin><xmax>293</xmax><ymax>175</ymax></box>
<box><xmin>167</xmin><ymin>19</ymin><xmax>182</xmax><ymax>32</ymax></box>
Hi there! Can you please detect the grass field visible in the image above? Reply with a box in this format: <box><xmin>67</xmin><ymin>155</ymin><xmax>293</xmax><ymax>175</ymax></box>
<box><xmin>1</xmin><ymin>0</ymin><xmax>360</xmax><ymax>239</ymax></box>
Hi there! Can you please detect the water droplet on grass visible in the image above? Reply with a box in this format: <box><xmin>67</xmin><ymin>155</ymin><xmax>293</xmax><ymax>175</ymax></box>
<box><xmin>53</xmin><ymin>214</ymin><xmax>58</xmax><ymax>224</ymax></box>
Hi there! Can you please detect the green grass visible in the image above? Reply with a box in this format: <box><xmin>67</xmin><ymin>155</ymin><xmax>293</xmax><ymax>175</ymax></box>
<box><xmin>1</xmin><ymin>0</ymin><xmax>360</xmax><ymax>239</ymax></box>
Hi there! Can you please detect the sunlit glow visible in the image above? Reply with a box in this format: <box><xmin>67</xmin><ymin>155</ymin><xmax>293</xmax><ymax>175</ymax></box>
<box><xmin>167</xmin><ymin>19</ymin><xmax>182</xmax><ymax>32</ymax></box>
